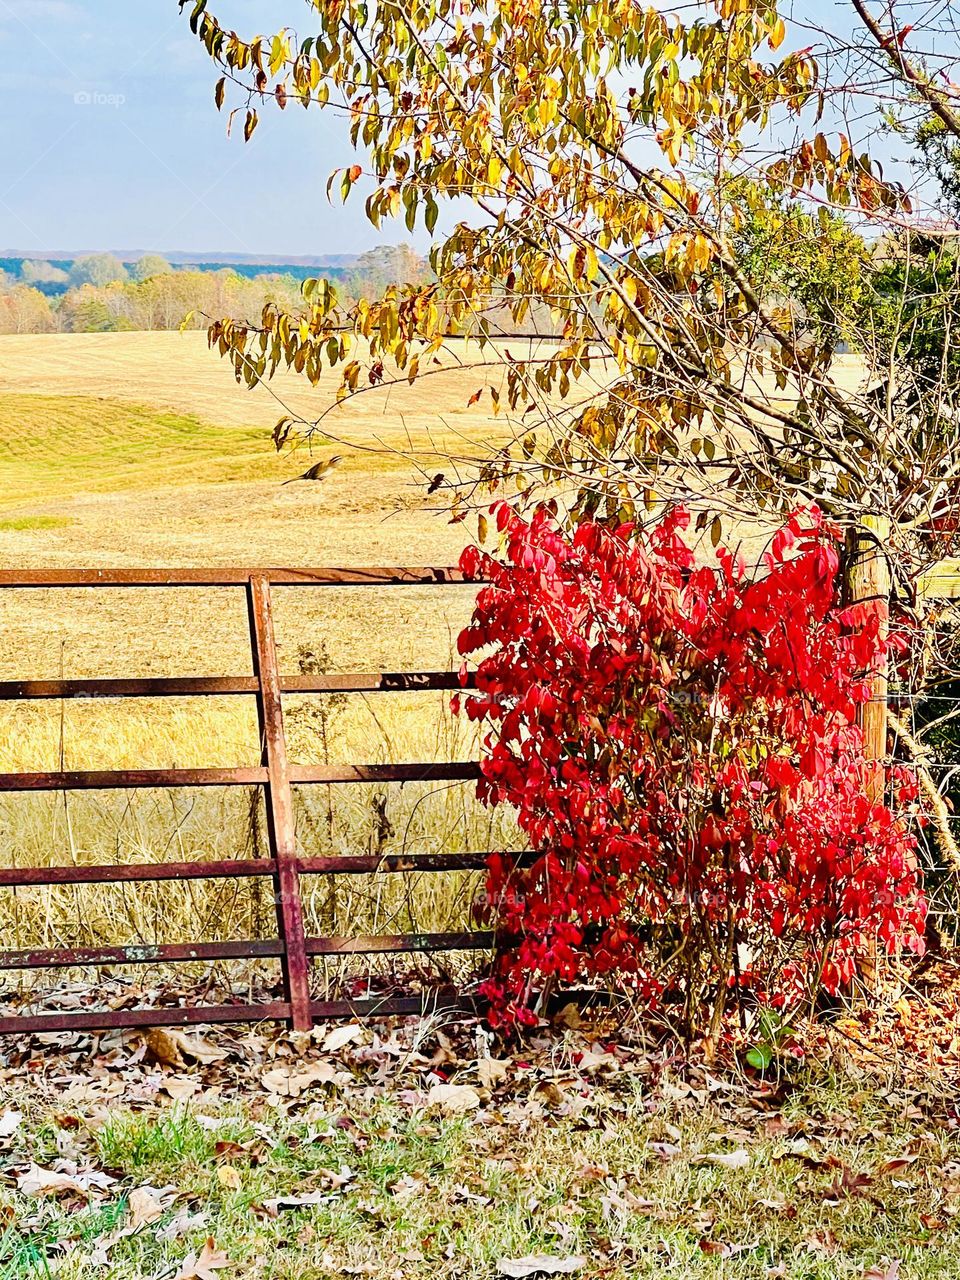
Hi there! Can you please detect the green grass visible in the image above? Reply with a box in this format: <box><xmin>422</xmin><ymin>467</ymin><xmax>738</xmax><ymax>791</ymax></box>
<box><xmin>95</xmin><ymin>1106</ymin><xmax>222</xmax><ymax>1173</ymax></box>
<box><xmin>0</xmin><ymin>394</ymin><xmax>284</xmax><ymax>504</ymax></box>
<box><xmin>2</xmin><ymin>1076</ymin><xmax>959</xmax><ymax>1279</ymax></box>
<box><xmin>0</xmin><ymin>515</ymin><xmax>73</xmax><ymax>531</ymax></box>
<box><xmin>0</xmin><ymin>392</ymin><xmax>417</xmax><ymax>508</ymax></box>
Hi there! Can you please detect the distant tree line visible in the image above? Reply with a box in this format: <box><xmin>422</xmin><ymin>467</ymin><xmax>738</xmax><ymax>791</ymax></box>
<box><xmin>0</xmin><ymin>245</ymin><xmax>429</xmax><ymax>335</ymax></box>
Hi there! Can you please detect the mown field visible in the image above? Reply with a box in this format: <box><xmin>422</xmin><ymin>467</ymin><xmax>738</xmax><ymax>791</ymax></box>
<box><xmin>0</xmin><ymin>330</ymin><xmax>522</xmax><ymax>998</ymax></box>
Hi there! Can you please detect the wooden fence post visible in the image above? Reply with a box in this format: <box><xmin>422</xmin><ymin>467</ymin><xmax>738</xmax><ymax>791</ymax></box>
<box><xmin>844</xmin><ymin>516</ymin><xmax>891</xmax><ymax>991</ymax></box>
<box><xmin>845</xmin><ymin>515</ymin><xmax>891</xmax><ymax>806</ymax></box>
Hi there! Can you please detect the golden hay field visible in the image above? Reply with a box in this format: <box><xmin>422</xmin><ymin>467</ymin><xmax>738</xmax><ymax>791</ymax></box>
<box><xmin>0</xmin><ymin>330</ymin><xmax>522</xmax><ymax>991</ymax></box>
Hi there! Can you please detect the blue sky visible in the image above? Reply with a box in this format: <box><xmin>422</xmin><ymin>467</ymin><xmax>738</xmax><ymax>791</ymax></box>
<box><xmin>0</xmin><ymin>0</ymin><xmax>377</xmax><ymax>258</ymax></box>
<box><xmin>0</xmin><ymin>0</ymin><xmax>897</xmax><ymax>260</ymax></box>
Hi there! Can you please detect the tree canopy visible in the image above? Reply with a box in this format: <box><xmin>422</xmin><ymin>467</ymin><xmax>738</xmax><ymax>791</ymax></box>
<box><xmin>20</xmin><ymin>260</ymin><xmax>69</xmax><ymax>287</ymax></box>
<box><xmin>178</xmin><ymin>0</ymin><xmax>960</xmax><ymax>548</ymax></box>
<box><xmin>131</xmin><ymin>254</ymin><xmax>174</xmax><ymax>283</ymax></box>
<box><xmin>68</xmin><ymin>253</ymin><xmax>128</xmax><ymax>288</ymax></box>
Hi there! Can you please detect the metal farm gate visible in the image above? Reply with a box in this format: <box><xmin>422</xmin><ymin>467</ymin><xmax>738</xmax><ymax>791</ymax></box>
<box><xmin>0</xmin><ymin>567</ymin><xmax>494</xmax><ymax>1035</ymax></box>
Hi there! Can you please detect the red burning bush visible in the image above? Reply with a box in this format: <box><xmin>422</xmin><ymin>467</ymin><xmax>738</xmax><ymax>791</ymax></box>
<box><xmin>455</xmin><ymin>503</ymin><xmax>926</xmax><ymax>1033</ymax></box>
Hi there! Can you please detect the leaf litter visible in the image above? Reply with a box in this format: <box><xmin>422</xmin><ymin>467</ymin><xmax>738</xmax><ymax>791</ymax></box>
<box><xmin>2</xmin><ymin>968</ymin><xmax>960</xmax><ymax>1276</ymax></box>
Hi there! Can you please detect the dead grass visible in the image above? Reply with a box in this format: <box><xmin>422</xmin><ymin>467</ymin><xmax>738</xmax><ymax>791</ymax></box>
<box><xmin>0</xmin><ymin>691</ymin><xmax>518</xmax><ymax>1000</ymax></box>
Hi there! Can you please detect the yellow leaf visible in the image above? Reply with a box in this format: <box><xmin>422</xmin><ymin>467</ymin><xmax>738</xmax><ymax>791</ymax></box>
<box><xmin>216</xmin><ymin>1166</ymin><xmax>242</xmax><ymax>1191</ymax></box>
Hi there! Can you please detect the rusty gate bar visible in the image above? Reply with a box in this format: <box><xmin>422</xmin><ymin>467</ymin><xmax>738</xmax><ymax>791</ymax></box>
<box><xmin>0</xmin><ymin>940</ymin><xmax>286</xmax><ymax>970</ymax></box>
<box><xmin>0</xmin><ymin>931</ymin><xmax>494</xmax><ymax>971</ymax></box>
<box><xmin>0</xmin><ymin>858</ymin><xmax>277</xmax><ymax>886</ymax></box>
<box><xmin>0</xmin><ymin>565</ymin><xmax>500</xmax><ymax>1036</ymax></box>
<box><xmin>0</xmin><ymin>672</ymin><xmax>473</xmax><ymax>699</ymax></box>
<box><xmin>0</xmin><ymin>763</ymin><xmax>480</xmax><ymax>791</ymax></box>
<box><xmin>0</xmin><ymin>993</ymin><xmax>483</xmax><ymax>1037</ymax></box>
<box><xmin>0</xmin><ymin>849</ymin><xmax>520</xmax><ymax>888</ymax></box>
<box><xmin>0</xmin><ymin>1003</ymin><xmax>295</xmax><ymax>1036</ymax></box>
<box><xmin>0</xmin><ymin>567</ymin><xmax>472</xmax><ymax>587</ymax></box>
<box><xmin>0</xmin><ymin>767</ymin><xmax>268</xmax><ymax>791</ymax></box>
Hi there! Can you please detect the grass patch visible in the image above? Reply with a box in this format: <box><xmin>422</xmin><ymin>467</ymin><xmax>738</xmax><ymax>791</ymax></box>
<box><xmin>0</xmin><ymin>515</ymin><xmax>73</xmax><ymax>531</ymax></box>
<box><xmin>0</xmin><ymin>391</ymin><xmax>430</xmax><ymax>509</ymax></box>
<box><xmin>95</xmin><ymin>1107</ymin><xmax>230</xmax><ymax>1175</ymax></box>
<box><xmin>2</xmin><ymin>1074</ymin><xmax>959</xmax><ymax>1279</ymax></box>
<box><xmin>0</xmin><ymin>394</ymin><xmax>287</xmax><ymax>504</ymax></box>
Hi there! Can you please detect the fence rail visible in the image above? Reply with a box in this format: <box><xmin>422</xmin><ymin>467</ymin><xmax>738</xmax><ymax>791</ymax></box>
<box><xmin>0</xmin><ymin>566</ymin><xmax>496</xmax><ymax>1034</ymax></box>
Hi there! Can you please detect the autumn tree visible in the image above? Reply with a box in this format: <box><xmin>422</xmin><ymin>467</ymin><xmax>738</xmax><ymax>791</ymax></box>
<box><xmin>342</xmin><ymin>244</ymin><xmax>431</xmax><ymax>299</ymax></box>
<box><xmin>0</xmin><ymin>285</ymin><xmax>56</xmax><ymax>335</ymax></box>
<box><xmin>729</xmin><ymin>189</ymin><xmax>870</xmax><ymax>352</ymax></box>
<box><xmin>68</xmin><ymin>253</ymin><xmax>128</xmax><ymax>288</ymax></box>
<box><xmin>175</xmin><ymin>0</ymin><xmax>960</xmax><ymax>548</ymax></box>
<box><xmin>20</xmin><ymin>259</ymin><xmax>69</xmax><ymax>291</ymax></box>
<box><xmin>132</xmin><ymin>254</ymin><xmax>174</xmax><ymax>283</ymax></box>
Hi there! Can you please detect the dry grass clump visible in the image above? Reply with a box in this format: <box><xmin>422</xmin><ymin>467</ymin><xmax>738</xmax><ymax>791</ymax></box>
<box><xmin>0</xmin><ymin>687</ymin><xmax>518</xmax><ymax>1002</ymax></box>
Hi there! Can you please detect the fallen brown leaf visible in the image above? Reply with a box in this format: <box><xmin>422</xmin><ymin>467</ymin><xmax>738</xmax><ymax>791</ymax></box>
<box><xmin>573</xmin><ymin>1048</ymin><xmax>618</xmax><ymax>1074</ymax></box>
<box><xmin>699</xmin><ymin>1239</ymin><xmax>755</xmax><ymax>1258</ymax></box>
<box><xmin>427</xmin><ymin>1083</ymin><xmax>482</xmax><ymax>1115</ymax></box>
<box><xmin>478</xmin><ymin>1057</ymin><xmax>511</xmax><ymax>1090</ymax></box>
<box><xmin>174</xmin><ymin>1237</ymin><xmax>231</xmax><ymax>1280</ymax></box>
<box><xmin>553</xmin><ymin>1002</ymin><xmax>582</xmax><ymax>1029</ymax></box>
<box><xmin>17</xmin><ymin>1162</ymin><xmax>116</xmax><ymax>1199</ymax></box>
<box><xmin>650</xmin><ymin>1141</ymin><xmax>681</xmax><ymax>1160</ymax></box>
<box><xmin>213</xmin><ymin>1140</ymin><xmax>246</xmax><ymax>1159</ymax></box>
<box><xmin>170</xmin><ymin>1031</ymin><xmax>230</xmax><ymax>1065</ymax></box>
<box><xmin>157</xmin><ymin>1209</ymin><xmax>208</xmax><ymax>1243</ymax></box>
<box><xmin>260</xmin><ymin>1062</ymin><xmax>336</xmax><ymax>1098</ymax></box>
<box><xmin>824</xmin><ymin>1167</ymin><xmax>873</xmax><ymax>1202</ymax></box>
<box><xmin>319</xmin><ymin>1024</ymin><xmax>363</xmax><ymax>1054</ymax></box>
<box><xmin>127</xmin><ymin>1186</ymin><xmax>164</xmax><ymax>1227</ymax></box>
<box><xmin>693</xmin><ymin>1149</ymin><xmax>752</xmax><ymax>1171</ymax></box>
<box><xmin>160</xmin><ymin>1076</ymin><xmax>199</xmax><ymax>1101</ymax></box>
<box><xmin>497</xmin><ymin>1257</ymin><xmax>586</xmax><ymax>1278</ymax></box>
<box><xmin>145</xmin><ymin>1027</ymin><xmax>185</xmax><ymax>1068</ymax></box>
<box><xmin>216</xmin><ymin>1166</ymin><xmax>242</xmax><ymax>1191</ymax></box>
<box><xmin>863</xmin><ymin>1262</ymin><xmax>900</xmax><ymax>1280</ymax></box>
